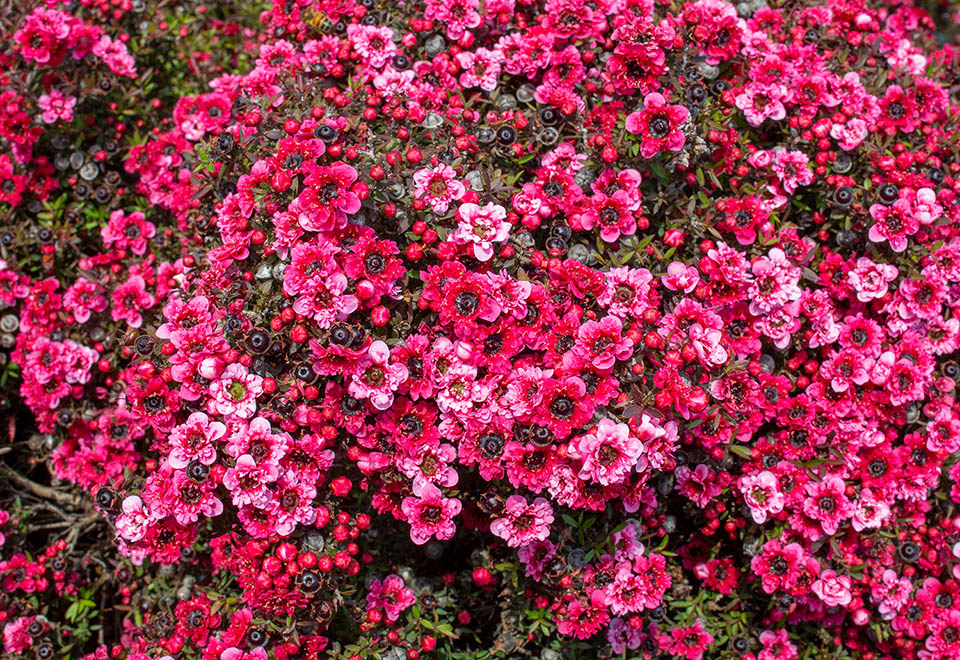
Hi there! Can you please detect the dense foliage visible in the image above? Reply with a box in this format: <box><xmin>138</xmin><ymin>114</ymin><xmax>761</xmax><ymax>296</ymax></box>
<box><xmin>4</xmin><ymin>0</ymin><xmax>960</xmax><ymax>659</ymax></box>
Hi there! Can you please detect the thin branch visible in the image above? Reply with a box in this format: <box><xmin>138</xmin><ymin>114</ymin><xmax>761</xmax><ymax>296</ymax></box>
<box><xmin>1</xmin><ymin>468</ymin><xmax>83</xmax><ymax>509</ymax></box>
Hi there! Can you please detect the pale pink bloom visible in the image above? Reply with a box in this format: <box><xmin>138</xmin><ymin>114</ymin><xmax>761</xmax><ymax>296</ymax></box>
<box><xmin>738</xmin><ymin>471</ymin><xmax>784</xmax><ymax>524</ymax></box>
<box><xmin>569</xmin><ymin>418</ymin><xmax>643</xmax><ymax>486</ymax></box>
<box><xmin>453</xmin><ymin>202</ymin><xmax>510</xmax><ymax>261</ymax></box>
<box><xmin>349</xmin><ymin>340</ymin><xmax>408</xmax><ymax>410</ymax></box>
<box><xmin>208</xmin><ymin>363</ymin><xmax>263</xmax><ymax>419</ymax></box>
<box><xmin>848</xmin><ymin>257</ymin><xmax>898</xmax><ymax>302</ymax></box>
<box><xmin>115</xmin><ymin>496</ymin><xmax>154</xmax><ymax>543</ymax></box>
<box><xmin>38</xmin><ymin>89</ymin><xmax>76</xmax><ymax>124</ymax></box>
<box><xmin>812</xmin><ymin>569</ymin><xmax>852</xmax><ymax>607</ymax></box>
<box><xmin>661</xmin><ymin>262</ymin><xmax>700</xmax><ymax>293</ymax></box>
<box><xmin>829</xmin><ymin>118</ymin><xmax>868</xmax><ymax>151</ymax></box>
<box><xmin>413</xmin><ymin>164</ymin><xmax>465</xmax><ymax>214</ymax></box>
<box><xmin>909</xmin><ymin>187</ymin><xmax>943</xmax><ymax>224</ymax></box>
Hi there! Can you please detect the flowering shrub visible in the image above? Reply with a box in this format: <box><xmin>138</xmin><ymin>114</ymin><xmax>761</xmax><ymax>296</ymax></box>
<box><xmin>4</xmin><ymin>0</ymin><xmax>960</xmax><ymax>659</ymax></box>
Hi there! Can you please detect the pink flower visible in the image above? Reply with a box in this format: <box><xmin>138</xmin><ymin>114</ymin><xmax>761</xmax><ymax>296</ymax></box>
<box><xmin>366</xmin><ymin>574</ymin><xmax>416</xmax><ymax>622</ymax></box>
<box><xmin>830</xmin><ymin>118</ymin><xmax>868</xmax><ymax>150</ymax></box>
<box><xmin>115</xmin><ymin>496</ymin><xmax>154</xmax><ymax>543</ymax></box>
<box><xmin>738</xmin><ymin>470</ymin><xmax>784</xmax><ymax>524</ymax></box>
<box><xmin>871</xmin><ymin>569</ymin><xmax>913</xmax><ymax>620</ymax></box>
<box><xmin>38</xmin><ymin>89</ymin><xmax>76</xmax><ymax>124</ymax></box>
<box><xmin>222</xmin><ymin>454</ymin><xmax>278</xmax><ymax>507</ymax></box>
<box><xmin>803</xmin><ymin>476</ymin><xmax>853</xmax><ymax>537</ymax></box>
<box><xmin>348</xmin><ymin>340</ymin><xmax>408</xmax><ymax>410</ymax></box>
<box><xmin>489</xmin><ymin>495</ymin><xmax>553</xmax><ymax>548</ymax></box>
<box><xmin>661</xmin><ymin>262</ymin><xmax>700</xmax><ymax>293</ymax></box>
<box><xmin>453</xmin><ymin>202</ymin><xmax>511</xmax><ymax>261</ymax></box>
<box><xmin>400</xmin><ymin>481</ymin><xmax>461</xmax><ymax>545</ymax></box>
<box><xmin>625</xmin><ymin>92</ymin><xmax>690</xmax><ymax>158</ymax></box>
<box><xmin>168</xmin><ymin>412</ymin><xmax>225</xmax><ymax>469</ymax></box>
<box><xmin>848</xmin><ymin>257</ymin><xmax>898</xmax><ymax>302</ymax></box>
<box><xmin>101</xmin><ymin>210</ymin><xmax>157</xmax><ymax>255</ymax></box>
<box><xmin>771</xmin><ymin>150</ymin><xmax>814</xmax><ymax>194</ymax></box>
<box><xmin>735</xmin><ymin>83</ymin><xmax>787</xmax><ymax>127</ymax></box>
<box><xmin>220</xmin><ymin>649</ymin><xmax>268</xmax><ymax>660</ymax></box>
<box><xmin>812</xmin><ymin>569</ymin><xmax>852</xmax><ymax>607</ymax></box>
<box><xmin>3</xmin><ymin>617</ymin><xmax>36</xmax><ymax>654</ymax></box>
<box><xmin>413</xmin><ymin>165</ymin><xmax>465</xmax><ymax>214</ymax></box>
<box><xmin>456</xmin><ymin>48</ymin><xmax>503</xmax><ymax>91</ymax></box>
<box><xmin>111</xmin><ymin>275</ymin><xmax>155</xmax><ymax>328</ymax></box>
<box><xmin>566</xmin><ymin>315</ymin><xmax>634</xmax><ymax>371</ymax></box>
<box><xmin>868</xmin><ymin>198</ymin><xmax>919</xmax><ymax>252</ymax></box>
<box><xmin>208</xmin><ymin>363</ymin><xmax>263</xmax><ymax>419</ymax></box>
<box><xmin>569</xmin><ymin>418</ymin><xmax>643</xmax><ymax>486</ymax></box>
<box><xmin>294</xmin><ymin>162</ymin><xmax>361</xmax><ymax>232</ymax></box>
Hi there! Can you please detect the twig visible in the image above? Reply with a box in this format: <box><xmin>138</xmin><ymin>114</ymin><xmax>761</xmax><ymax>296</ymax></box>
<box><xmin>2</xmin><ymin>468</ymin><xmax>83</xmax><ymax>509</ymax></box>
<box><xmin>65</xmin><ymin>511</ymin><xmax>104</xmax><ymax>552</ymax></box>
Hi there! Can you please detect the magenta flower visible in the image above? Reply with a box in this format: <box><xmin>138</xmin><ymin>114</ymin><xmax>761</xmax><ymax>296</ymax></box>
<box><xmin>294</xmin><ymin>162</ymin><xmax>361</xmax><ymax>232</ymax></box>
<box><xmin>624</xmin><ymin>92</ymin><xmax>690</xmax><ymax>158</ymax></box>
<box><xmin>101</xmin><ymin>210</ymin><xmax>157</xmax><ymax>256</ymax></box>
<box><xmin>401</xmin><ymin>481</ymin><xmax>461</xmax><ymax>545</ymax></box>
<box><xmin>489</xmin><ymin>495</ymin><xmax>553</xmax><ymax>548</ymax></box>
<box><xmin>111</xmin><ymin>275</ymin><xmax>155</xmax><ymax>328</ymax></box>
<box><xmin>222</xmin><ymin>454</ymin><xmax>278</xmax><ymax>508</ymax></box>
<box><xmin>366</xmin><ymin>574</ymin><xmax>416</xmax><ymax>623</ymax></box>
<box><xmin>566</xmin><ymin>315</ymin><xmax>634</xmax><ymax>371</ymax></box>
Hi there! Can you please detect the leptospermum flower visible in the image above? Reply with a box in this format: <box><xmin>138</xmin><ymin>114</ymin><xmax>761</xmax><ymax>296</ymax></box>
<box><xmin>366</xmin><ymin>574</ymin><xmax>416</xmax><ymax>623</ymax></box>
<box><xmin>566</xmin><ymin>315</ymin><xmax>634</xmax><ymax>371</ymax></box>
<box><xmin>489</xmin><ymin>495</ymin><xmax>554</xmax><ymax>548</ymax></box>
<box><xmin>114</xmin><ymin>495</ymin><xmax>154</xmax><ymax>543</ymax></box>
<box><xmin>569</xmin><ymin>418</ymin><xmax>644</xmax><ymax>486</ymax></box>
<box><xmin>413</xmin><ymin>164</ymin><xmax>465</xmax><ymax>214</ymax></box>
<box><xmin>625</xmin><ymin>92</ymin><xmax>690</xmax><ymax>158</ymax></box>
<box><xmin>208</xmin><ymin>363</ymin><xmax>263</xmax><ymax>419</ymax></box>
<box><xmin>293</xmin><ymin>162</ymin><xmax>361</xmax><ymax>232</ymax></box>
<box><xmin>812</xmin><ymin>569</ymin><xmax>852</xmax><ymax>607</ymax></box>
<box><xmin>348</xmin><ymin>340</ymin><xmax>408</xmax><ymax>410</ymax></box>
<box><xmin>868</xmin><ymin>197</ymin><xmax>919</xmax><ymax>252</ymax></box>
<box><xmin>848</xmin><ymin>257</ymin><xmax>899</xmax><ymax>302</ymax></box>
<box><xmin>111</xmin><ymin>275</ymin><xmax>155</xmax><ymax>328</ymax></box>
<box><xmin>400</xmin><ymin>481</ymin><xmax>461</xmax><ymax>545</ymax></box>
<box><xmin>453</xmin><ymin>202</ymin><xmax>511</xmax><ymax>261</ymax></box>
<box><xmin>738</xmin><ymin>470</ymin><xmax>784</xmax><ymax>524</ymax></box>
<box><xmin>37</xmin><ymin>89</ymin><xmax>76</xmax><ymax>124</ymax></box>
<box><xmin>168</xmin><ymin>412</ymin><xmax>225</xmax><ymax>469</ymax></box>
<box><xmin>661</xmin><ymin>262</ymin><xmax>700</xmax><ymax>293</ymax></box>
<box><xmin>222</xmin><ymin>454</ymin><xmax>278</xmax><ymax>508</ymax></box>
